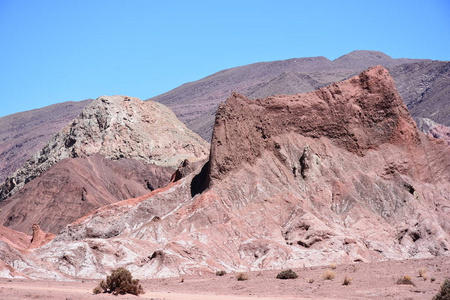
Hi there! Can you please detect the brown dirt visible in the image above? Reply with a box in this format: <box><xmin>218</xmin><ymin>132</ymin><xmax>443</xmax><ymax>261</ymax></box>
<box><xmin>0</xmin><ymin>257</ymin><xmax>448</xmax><ymax>299</ymax></box>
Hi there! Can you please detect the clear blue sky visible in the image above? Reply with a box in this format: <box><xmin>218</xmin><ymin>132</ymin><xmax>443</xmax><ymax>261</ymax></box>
<box><xmin>0</xmin><ymin>0</ymin><xmax>449</xmax><ymax>117</ymax></box>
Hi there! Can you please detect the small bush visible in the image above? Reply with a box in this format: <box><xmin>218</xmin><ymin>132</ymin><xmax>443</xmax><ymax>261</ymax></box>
<box><xmin>93</xmin><ymin>267</ymin><xmax>144</xmax><ymax>295</ymax></box>
<box><xmin>322</xmin><ymin>270</ymin><xmax>336</xmax><ymax>280</ymax></box>
<box><xmin>276</xmin><ymin>269</ymin><xmax>298</xmax><ymax>280</ymax></box>
<box><xmin>396</xmin><ymin>275</ymin><xmax>415</xmax><ymax>286</ymax></box>
<box><xmin>431</xmin><ymin>278</ymin><xmax>436</xmax><ymax>282</ymax></box>
<box><xmin>433</xmin><ymin>278</ymin><xmax>450</xmax><ymax>300</ymax></box>
<box><xmin>342</xmin><ymin>276</ymin><xmax>352</xmax><ymax>286</ymax></box>
<box><xmin>307</xmin><ymin>278</ymin><xmax>315</xmax><ymax>283</ymax></box>
<box><xmin>237</xmin><ymin>273</ymin><xmax>249</xmax><ymax>281</ymax></box>
<box><xmin>329</xmin><ymin>263</ymin><xmax>337</xmax><ymax>270</ymax></box>
<box><xmin>92</xmin><ymin>286</ymin><xmax>102</xmax><ymax>294</ymax></box>
<box><xmin>418</xmin><ymin>267</ymin><xmax>427</xmax><ymax>280</ymax></box>
<box><xmin>216</xmin><ymin>270</ymin><xmax>227</xmax><ymax>276</ymax></box>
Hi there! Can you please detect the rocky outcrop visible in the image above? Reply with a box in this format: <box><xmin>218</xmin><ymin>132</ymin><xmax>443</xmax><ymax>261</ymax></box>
<box><xmin>5</xmin><ymin>67</ymin><xmax>450</xmax><ymax>280</ymax></box>
<box><xmin>0</xmin><ymin>99</ymin><xmax>92</xmax><ymax>184</ymax></box>
<box><xmin>149</xmin><ymin>50</ymin><xmax>436</xmax><ymax>141</ymax></box>
<box><xmin>0</xmin><ymin>154</ymin><xmax>174</xmax><ymax>234</ymax></box>
<box><xmin>415</xmin><ymin>117</ymin><xmax>450</xmax><ymax>146</ymax></box>
<box><xmin>29</xmin><ymin>224</ymin><xmax>55</xmax><ymax>249</ymax></box>
<box><xmin>0</xmin><ymin>95</ymin><xmax>209</xmax><ymax>201</ymax></box>
<box><xmin>209</xmin><ymin>66</ymin><xmax>420</xmax><ymax>180</ymax></box>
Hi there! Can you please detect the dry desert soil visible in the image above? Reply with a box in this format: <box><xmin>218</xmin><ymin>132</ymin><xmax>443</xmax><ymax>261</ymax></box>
<box><xmin>0</xmin><ymin>257</ymin><xmax>449</xmax><ymax>300</ymax></box>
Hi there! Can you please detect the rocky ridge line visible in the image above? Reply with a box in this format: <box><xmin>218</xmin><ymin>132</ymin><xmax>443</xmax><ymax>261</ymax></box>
<box><xmin>0</xmin><ymin>95</ymin><xmax>209</xmax><ymax>201</ymax></box>
<box><xmin>9</xmin><ymin>66</ymin><xmax>448</xmax><ymax>280</ymax></box>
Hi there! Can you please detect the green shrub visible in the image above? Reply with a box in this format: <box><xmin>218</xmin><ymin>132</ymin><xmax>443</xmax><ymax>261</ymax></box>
<box><xmin>216</xmin><ymin>270</ymin><xmax>227</xmax><ymax>276</ymax></box>
<box><xmin>94</xmin><ymin>267</ymin><xmax>144</xmax><ymax>295</ymax></box>
<box><xmin>276</xmin><ymin>269</ymin><xmax>298</xmax><ymax>279</ymax></box>
<box><xmin>433</xmin><ymin>278</ymin><xmax>450</xmax><ymax>300</ymax></box>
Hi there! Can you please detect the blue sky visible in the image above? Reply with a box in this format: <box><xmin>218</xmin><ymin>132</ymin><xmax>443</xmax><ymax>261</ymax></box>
<box><xmin>0</xmin><ymin>0</ymin><xmax>449</xmax><ymax>117</ymax></box>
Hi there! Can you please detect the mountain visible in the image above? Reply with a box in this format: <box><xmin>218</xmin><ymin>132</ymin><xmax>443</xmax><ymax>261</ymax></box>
<box><xmin>389</xmin><ymin>60</ymin><xmax>450</xmax><ymax>126</ymax></box>
<box><xmin>0</xmin><ymin>95</ymin><xmax>209</xmax><ymax>234</ymax></box>
<box><xmin>1</xmin><ymin>51</ymin><xmax>448</xmax><ymax>186</ymax></box>
<box><xmin>149</xmin><ymin>50</ymin><xmax>433</xmax><ymax>140</ymax></box>
<box><xmin>0</xmin><ymin>99</ymin><xmax>93</xmax><ymax>184</ymax></box>
<box><xmin>5</xmin><ymin>66</ymin><xmax>448</xmax><ymax>279</ymax></box>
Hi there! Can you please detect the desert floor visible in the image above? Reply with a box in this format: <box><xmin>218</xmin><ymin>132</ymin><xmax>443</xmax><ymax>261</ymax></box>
<box><xmin>0</xmin><ymin>256</ymin><xmax>449</xmax><ymax>300</ymax></box>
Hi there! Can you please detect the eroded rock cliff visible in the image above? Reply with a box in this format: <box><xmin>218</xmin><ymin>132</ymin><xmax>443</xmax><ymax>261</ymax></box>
<box><xmin>5</xmin><ymin>67</ymin><xmax>449</xmax><ymax>279</ymax></box>
<box><xmin>0</xmin><ymin>95</ymin><xmax>209</xmax><ymax>201</ymax></box>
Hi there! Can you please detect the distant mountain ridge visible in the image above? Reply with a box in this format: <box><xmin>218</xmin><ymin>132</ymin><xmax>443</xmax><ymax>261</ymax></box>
<box><xmin>0</xmin><ymin>50</ymin><xmax>449</xmax><ymax>185</ymax></box>
<box><xmin>148</xmin><ymin>50</ymin><xmax>449</xmax><ymax>141</ymax></box>
<box><xmin>3</xmin><ymin>66</ymin><xmax>449</xmax><ymax>280</ymax></box>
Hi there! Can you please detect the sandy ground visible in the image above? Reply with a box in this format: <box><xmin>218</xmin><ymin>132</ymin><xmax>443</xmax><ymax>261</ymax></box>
<box><xmin>0</xmin><ymin>257</ymin><xmax>449</xmax><ymax>300</ymax></box>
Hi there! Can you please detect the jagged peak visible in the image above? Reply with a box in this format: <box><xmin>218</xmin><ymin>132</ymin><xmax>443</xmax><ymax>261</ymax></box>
<box><xmin>209</xmin><ymin>66</ymin><xmax>419</xmax><ymax>180</ymax></box>
<box><xmin>0</xmin><ymin>95</ymin><xmax>209</xmax><ymax>201</ymax></box>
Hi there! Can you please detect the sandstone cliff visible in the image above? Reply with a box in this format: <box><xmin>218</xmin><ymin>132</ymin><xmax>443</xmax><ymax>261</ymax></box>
<box><xmin>5</xmin><ymin>67</ymin><xmax>450</xmax><ymax>280</ymax></box>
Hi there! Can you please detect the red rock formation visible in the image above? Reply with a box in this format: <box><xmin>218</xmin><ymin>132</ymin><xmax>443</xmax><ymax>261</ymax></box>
<box><xmin>0</xmin><ymin>154</ymin><xmax>174</xmax><ymax>234</ymax></box>
<box><xmin>209</xmin><ymin>66</ymin><xmax>420</xmax><ymax>180</ymax></box>
<box><xmin>0</xmin><ymin>95</ymin><xmax>209</xmax><ymax>234</ymax></box>
<box><xmin>28</xmin><ymin>224</ymin><xmax>55</xmax><ymax>249</ymax></box>
<box><xmin>5</xmin><ymin>66</ymin><xmax>450</xmax><ymax>280</ymax></box>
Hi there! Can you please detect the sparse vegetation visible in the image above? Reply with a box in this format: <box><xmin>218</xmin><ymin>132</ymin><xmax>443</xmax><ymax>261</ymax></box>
<box><xmin>433</xmin><ymin>278</ymin><xmax>450</xmax><ymax>300</ymax></box>
<box><xmin>307</xmin><ymin>278</ymin><xmax>315</xmax><ymax>283</ymax></box>
<box><xmin>342</xmin><ymin>276</ymin><xmax>352</xmax><ymax>285</ymax></box>
<box><xmin>237</xmin><ymin>273</ymin><xmax>249</xmax><ymax>281</ymax></box>
<box><xmin>276</xmin><ymin>269</ymin><xmax>298</xmax><ymax>280</ymax></box>
<box><xmin>93</xmin><ymin>286</ymin><xmax>102</xmax><ymax>294</ymax></box>
<box><xmin>216</xmin><ymin>270</ymin><xmax>227</xmax><ymax>276</ymax></box>
<box><xmin>396</xmin><ymin>275</ymin><xmax>415</xmax><ymax>286</ymax></box>
<box><xmin>329</xmin><ymin>263</ymin><xmax>337</xmax><ymax>270</ymax></box>
<box><xmin>418</xmin><ymin>267</ymin><xmax>427</xmax><ymax>280</ymax></box>
<box><xmin>322</xmin><ymin>269</ymin><xmax>336</xmax><ymax>280</ymax></box>
<box><xmin>93</xmin><ymin>267</ymin><xmax>144</xmax><ymax>295</ymax></box>
<box><xmin>180</xmin><ymin>277</ymin><xmax>185</xmax><ymax>283</ymax></box>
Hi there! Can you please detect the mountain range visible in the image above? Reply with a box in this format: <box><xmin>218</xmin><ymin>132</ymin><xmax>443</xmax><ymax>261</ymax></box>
<box><xmin>0</xmin><ymin>66</ymin><xmax>448</xmax><ymax>280</ymax></box>
<box><xmin>1</xmin><ymin>51</ymin><xmax>449</xmax><ymax>189</ymax></box>
<box><xmin>0</xmin><ymin>51</ymin><xmax>448</xmax><ymax>281</ymax></box>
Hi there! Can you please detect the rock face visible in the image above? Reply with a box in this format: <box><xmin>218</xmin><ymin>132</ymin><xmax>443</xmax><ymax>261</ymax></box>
<box><xmin>149</xmin><ymin>50</ymin><xmax>443</xmax><ymax>141</ymax></box>
<box><xmin>415</xmin><ymin>117</ymin><xmax>450</xmax><ymax>146</ymax></box>
<box><xmin>2</xmin><ymin>51</ymin><xmax>448</xmax><ymax>186</ymax></box>
<box><xmin>0</xmin><ymin>99</ymin><xmax>92</xmax><ymax>184</ymax></box>
<box><xmin>390</xmin><ymin>60</ymin><xmax>450</xmax><ymax>127</ymax></box>
<box><xmin>0</xmin><ymin>95</ymin><xmax>209</xmax><ymax>201</ymax></box>
<box><xmin>0</xmin><ymin>154</ymin><xmax>174</xmax><ymax>234</ymax></box>
<box><xmin>10</xmin><ymin>66</ymin><xmax>448</xmax><ymax>280</ymax></box>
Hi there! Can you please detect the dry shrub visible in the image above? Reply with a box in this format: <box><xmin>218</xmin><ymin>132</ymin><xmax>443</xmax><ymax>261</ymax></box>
<box><xmin>93</xmin><ymin>267</ymin><xmax>144</xmax><ymax>295</ymax></box>
<box><xmin>237</xmin><ymin>273</ymin><xmax>249</xmax><ymax>281</ymax></box>
<box><xmin>418</xmin><ymin>267</ymin><xmax>427</xmax><ymax>280</ymax></box>
<box><xmin>276</xmin><ymin>269</ymin><xmax>298</xmax><ymax>280</ymax></box>
<box><xmin>329</xmin><ymin>263</ymin><xmax>337</xmax><ymax>270</ymax></box>
<box><xmin>433</xmin><ymin>278</ymin><xmax>450</xmax><ymax>300</ymax></box>
<box><xmin>342</xmin><ymin>276</ymin><xmax>352</xmax><ymax>286</ymax></box>
<box><xmin>216</xmin><ymin>270</ymin><xmax>226</xmax><ymax>276</ymax></box>
<box><xmin>322</xmin><ymin>269</ymin><xmax>336</xmax><ymax>280</ymax></box>
<box><xmin>92</xmin><ymin>286</ymin><xmax>102</xmax><ymax>294</ymax></box>
<box><xmin>396</xmin><ymin>275</ymin><xmax>415</xmax><ymax>286</ymax></box>
<box><xmin>307</xmin><ymin>278</ymin><xmax>315</xmax><ymax>283</ymax></box>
